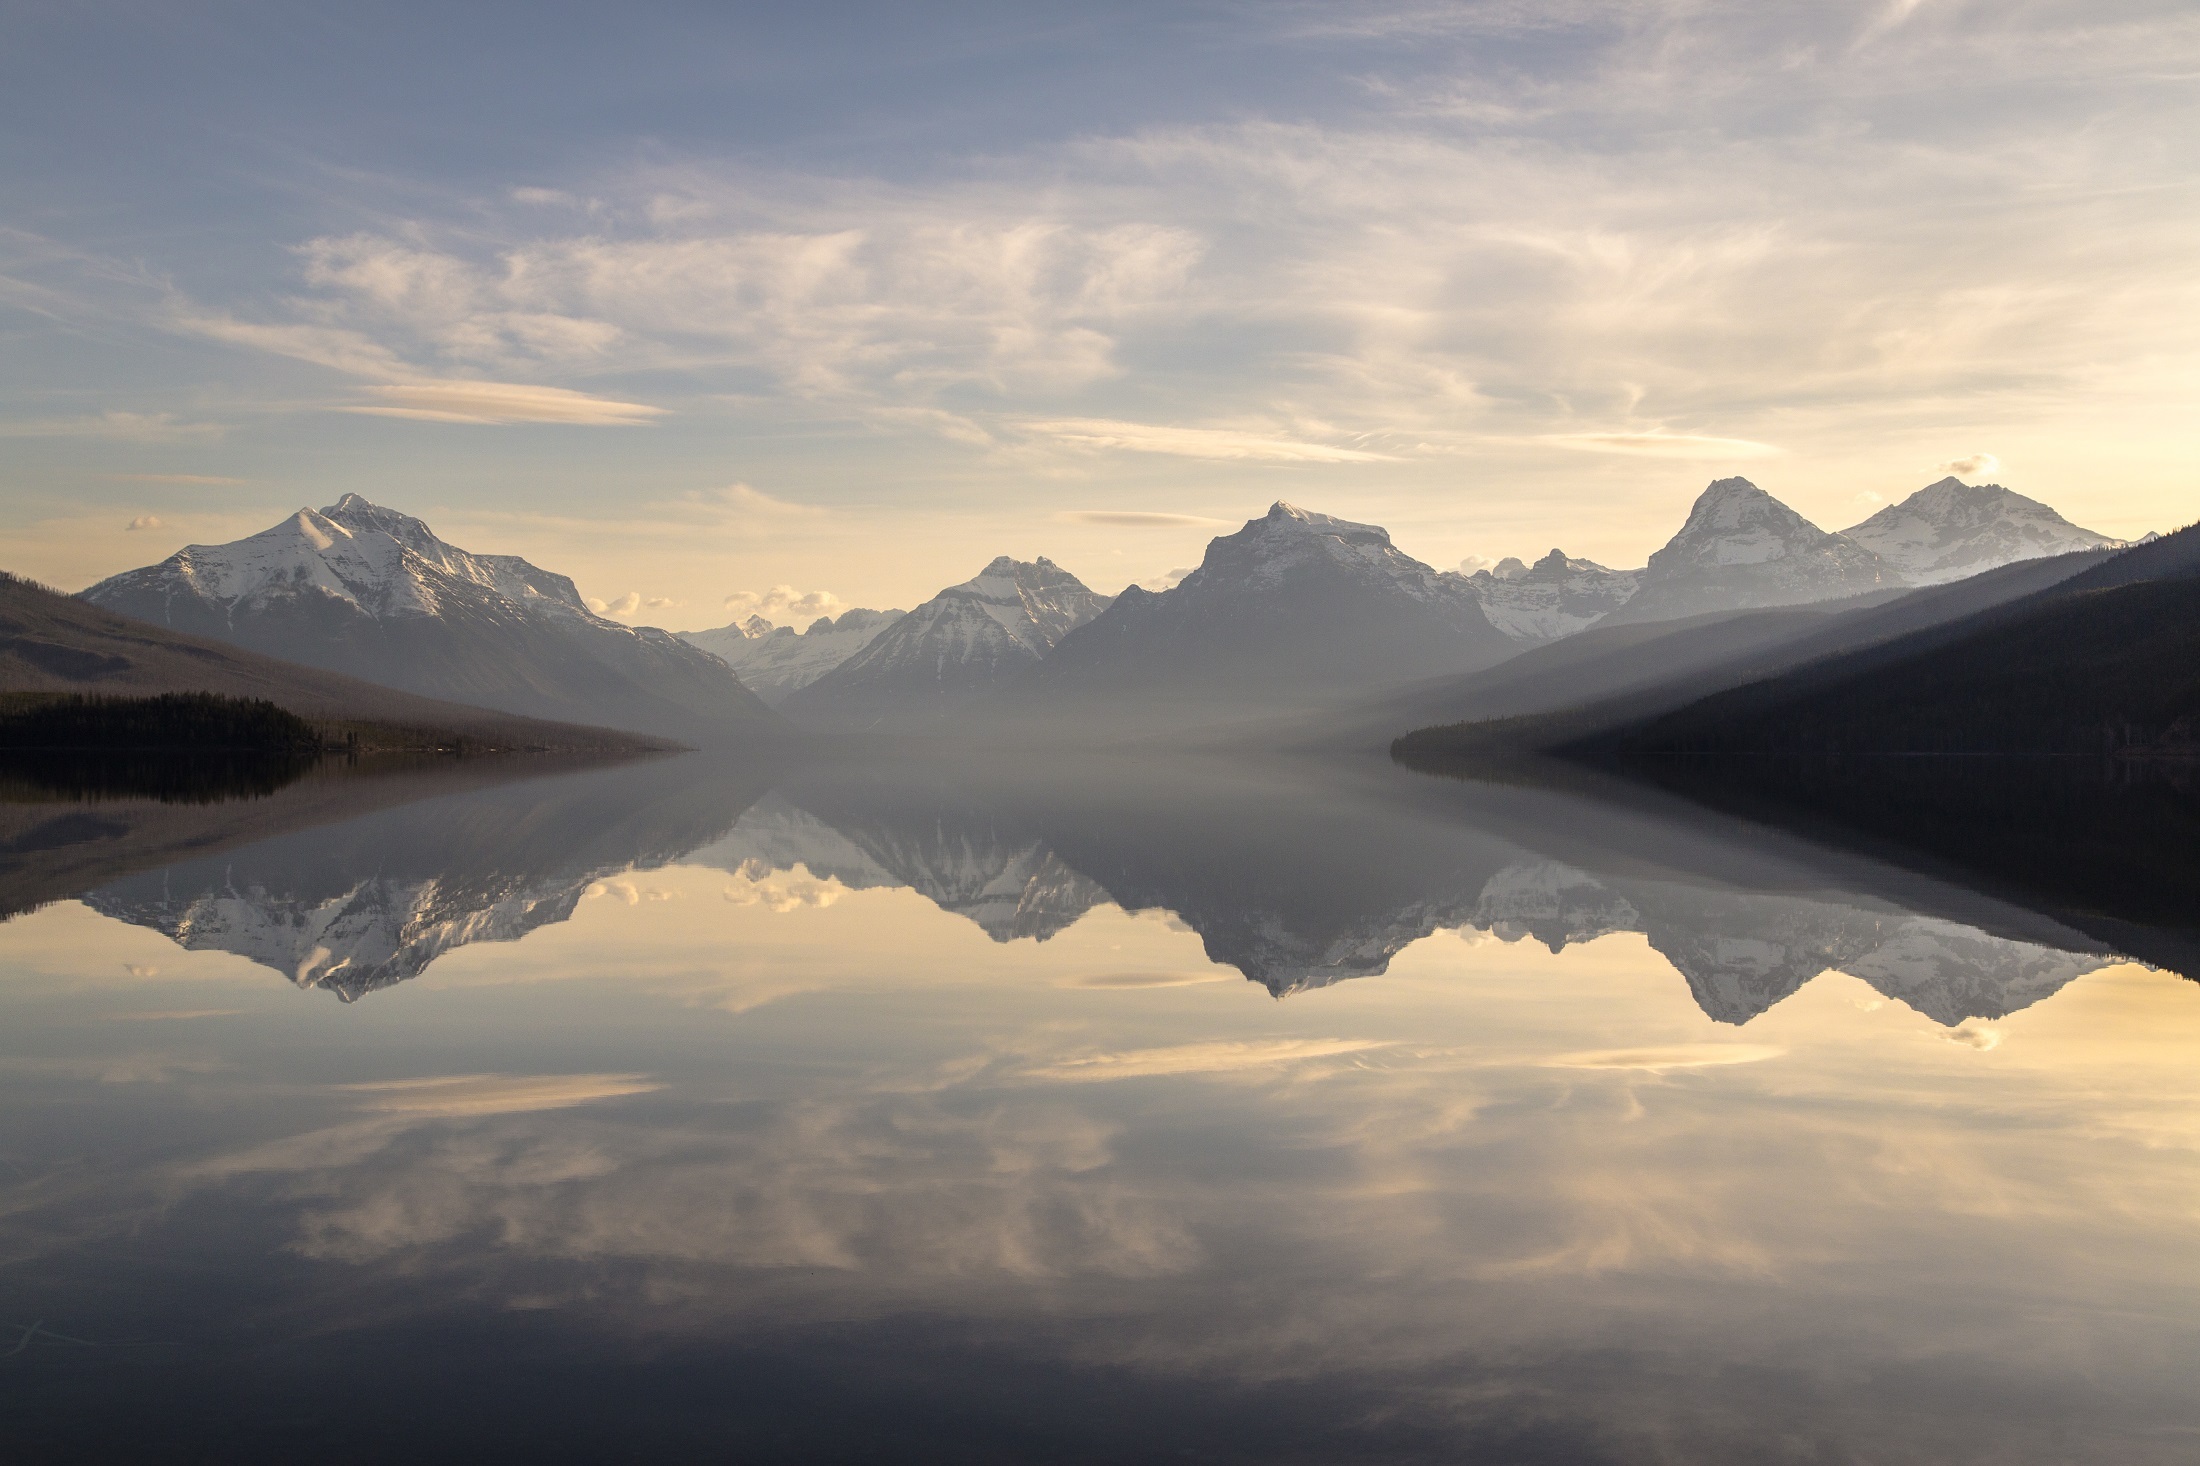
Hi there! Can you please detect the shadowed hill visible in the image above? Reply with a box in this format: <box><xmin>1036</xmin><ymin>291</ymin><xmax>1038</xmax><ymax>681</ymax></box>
<box><xmin>1384</xmin><ymin>547</ymin><xmax>2114</xmax><ymax>758</ymax></box>
<box><xmin>1569</xmin><ymin>524</ymin><xmax>2200</xmax><ymax>756</ymax></box>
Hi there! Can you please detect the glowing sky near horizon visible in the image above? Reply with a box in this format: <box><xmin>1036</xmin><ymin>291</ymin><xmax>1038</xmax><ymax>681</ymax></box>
<box><xmin>3</xmin><ymin>1</ymin><xmax>2196</xmax><ymax>628</ymax></box>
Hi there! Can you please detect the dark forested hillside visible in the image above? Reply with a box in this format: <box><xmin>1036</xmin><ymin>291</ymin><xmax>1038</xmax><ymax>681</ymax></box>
<box><xmin>0</xmin><ymin>571</ymin><xmax>672</xmax><ymax>754</ymax></box>
<box><xmin>1573</xmin><ymin>526</ymin><xmax>2200</xmax><ymax>756</ymax></box>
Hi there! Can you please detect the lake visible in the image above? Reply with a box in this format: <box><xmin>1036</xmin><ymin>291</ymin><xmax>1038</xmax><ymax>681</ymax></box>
<box><xmin>3</xmin><ymin>749</ymin><xmax>2197</xmax><ymax>1463</ymax></box>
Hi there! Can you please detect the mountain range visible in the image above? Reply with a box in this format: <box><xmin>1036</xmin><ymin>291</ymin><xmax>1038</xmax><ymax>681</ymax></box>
<box><xmin>57</xmin><ymin>472</ymin><xmax>2127</xmax><ymax>750</ymax></box>
<box><xmin>679</xmin><ymin>608</ymin><xmax>904</xmax><ymax>706</ymax></box>
<box><xmin>81</xmin><ymin>496</ymin><xmax>776</xmax><ymax>744</ymax></box>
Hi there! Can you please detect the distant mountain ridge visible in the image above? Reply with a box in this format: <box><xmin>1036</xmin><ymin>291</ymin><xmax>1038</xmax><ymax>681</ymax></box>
<box><xmin>679</xmin><ymin>608</ymin><xmax>904</xmax><ymax>706</ymax></box>
<box><xmin>82</xmin><ymin>496</ymin><xmax>776</xmax><ymax>744</ymax></box>
<box><xmin>1468</xmin><ymin>550</ymin><xmax>1639</xmax><ymax>643</ymax></box>
<box><xmin>785</xmin><ymin>557</ymin><xmax>1111</xmax><ymax>728</ymax></box>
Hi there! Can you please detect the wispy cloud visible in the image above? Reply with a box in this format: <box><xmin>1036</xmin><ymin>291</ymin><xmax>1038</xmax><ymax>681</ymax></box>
<box><xmin>0</xmin><ymin>410</ymin><xmax>225</xmax><ymax>442</ymax></box>
<box><xmin>1054</xmin><ymin>510</ymin><xmax>1235</xmax><ymax>528</ymax></box>
<box><xmin>346</xmin><ymin>380</ymin><xmax>665</xmax><ymax>425</ymax></box>
<box><xmin>1536</xmin><ymin>432</ymin><xmax>1783</xmax><ymax>460</ymax></box>
<box><xmin>105</xmin><ymin>472</ymin><xmax>249</xmax><ymax>485</ymax></box>
<box><xmin>1028</xmin><ymin>419</ymin><xmax>1396</xmax><ymax>463</ymax></box>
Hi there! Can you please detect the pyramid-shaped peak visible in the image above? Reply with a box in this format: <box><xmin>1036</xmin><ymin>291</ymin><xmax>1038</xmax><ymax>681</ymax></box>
<box><xmin>320</xmin><ymin>494</ymin><xmax>442</xmax><ymax>546</ymax></box>
<box><xmin>1675</xmin><ymin>477</ymin><xmax>1822</xmax><ymax>537</ymax></box>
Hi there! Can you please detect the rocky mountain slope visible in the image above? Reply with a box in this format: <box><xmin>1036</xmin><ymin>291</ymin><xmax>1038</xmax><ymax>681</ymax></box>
<box><xmin>785</xmin><ymin>558</ymin><xmax>1109</xmax><ymax>729</ymax></box>
<box><xmin>81</xmin><ymin>496</ymin><xmax>776</xmax><ymax>744</ymax></box>
<box><xmin>680</xmin><ymin>608</ymin><xmax>904</xmax><ymax>706</ymax></box>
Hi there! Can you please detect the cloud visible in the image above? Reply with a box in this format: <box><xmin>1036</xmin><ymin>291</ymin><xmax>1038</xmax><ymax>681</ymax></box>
<box><xmin>1055</xmin><ymin>510</ymin><xmax>1235</xmax><ymax>528</ymax></box>
<box><xmin>1537</xmin><ymin>432</ymin><xmax>1783</xmax><ymax>460</ymax></box>
<box><xmin>1937</xmin><ymin>452</ymin><xmax>2000</xmax><ymax>479</ymax></box>
<box><xmin>709</xmin><ymin>483</ymin><xmax>824</xmax><ymax>516</ymax></box>
<box><xmin>1028</xmin><ymin>419</ymin><xmax>1396</xmax><ymax>462</ymax></box>
<box><xmin>125</xmin><ymin>514</ymin><xmax>162</xmax><ymax>531</ymax></box>
<box><xmin>1138</xmin><ymin>566</ymin><xmax>1196</xmax><ymax>592</ymax></box>
<box><xmin>722</xmin><ymin>584</ymin><xmax>843</xmax><ymax>623</ymax></box>
<box><xmin>0</xmin><ymin>410</ymin><xmax>224</xmax><ymax>442</ymax></box>
<box><xmin>345</xmin><ymin>380</ymin><xmax>665</xmax><ymax>425</ymax></box>
<box><xmin>1025</xmin><ymin>1038</ymin><xmax>1390</xmax><ymax>1082</ymax></box>
<box><xmin>585</xmin><ymin>591</ymin><xmax>676</xmax><ymax>617</ymax></box>
<box><xmin>1457</xmin><ymin>554</ymin><xmax>1497</xmax><ymax>574</ymax></box>
<box><xmin>171</xmin><ymin>307</ymin><xmax>410</xmax><ymax>379</ymax></box>
<box><xmin>273</xmin><ymin>217</ymin><xmax>1201</xmax><ymax>398</ymax></box>
<box><xmin>105</xmin><ymin>473</ymin><xmax>248</xmax><ymax>485</ymax></box>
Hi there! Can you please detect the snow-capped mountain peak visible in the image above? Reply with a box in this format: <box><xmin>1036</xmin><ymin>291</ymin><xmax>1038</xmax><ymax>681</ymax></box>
<box><xmin>1664</xmin><ymin>477</ymin><xmax>1826</xmax><ymax>566</ymax></box>
<box><xmin>1840</xmin><ymin>477</ymin><xmax>2118</xmax><ymax>584</ymax></box>
<box><xmin>943</xmin><ymin>556</ymin><xmax>1110</xmax><ymax>655</ymax></box>
<box><xmin>123</xmin><ymin>495</ymin><xmax>597</xmax><ymax>626</ymax></box>
<box><xmin>783</xmin><ymin>557</ymin><xmax>1112</xmax><ymax>726</ymax></box>
<box><xmin>82</xmin><ymin>496</ymin><xmax>776</xmax><ymax>741</ymax></box>
<box><xmin>1598</xmin><ymin>477</ymin><xmax>1891</xmax><ymax>625</ymax></box>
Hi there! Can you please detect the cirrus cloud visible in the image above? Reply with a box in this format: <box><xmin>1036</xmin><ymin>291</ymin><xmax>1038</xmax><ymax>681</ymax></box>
<box><xmin>1537</xmin><ymin>432</ymin><xmax>1783</xmax><ymax>460</ymax></box>
<box><xmin>1054</xmin><ymin>510</ymin><xmax>1234</xmax><ymax>527</ymax></box>
<box><xmin>346</xmin><ymin>380</ymin><xmax>665</xmax><ymax>426</ymax></box>
<box><xmin>1028</xmin><ymin>419</ymin><xmax>1396</xmax><ymax>463</ymax></box>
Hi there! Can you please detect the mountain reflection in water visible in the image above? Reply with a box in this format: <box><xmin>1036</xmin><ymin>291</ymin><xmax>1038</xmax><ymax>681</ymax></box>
<box><xmin>20</xmin><ymin>749</ymin><xmax>2172</xmax><ymax>1026</ymax></box>
<box><xmin>2</xmin><ymin>750</ymin><xmax>2198</xmax><ymax>1462</ymax></box>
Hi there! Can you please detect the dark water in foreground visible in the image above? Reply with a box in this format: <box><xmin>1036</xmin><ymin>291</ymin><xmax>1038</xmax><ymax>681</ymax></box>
<box><xmin>2</xmin><ymin>750</ymin><xmax>2197</xmax><ymax>1463</ymax></box>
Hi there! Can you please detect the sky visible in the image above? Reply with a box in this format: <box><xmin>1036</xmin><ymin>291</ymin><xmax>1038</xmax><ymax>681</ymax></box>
<box><xmin>4</xmin><ymin>0</ymin><xmax>2196</xmax><ymax>629</ymax></box>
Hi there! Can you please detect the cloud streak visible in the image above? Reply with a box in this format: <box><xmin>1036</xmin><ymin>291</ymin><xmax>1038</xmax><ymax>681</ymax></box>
<box><xmin>347</xmin><ymin>380</ymin><xmax>665</xmax><ymax>425</ymax></box>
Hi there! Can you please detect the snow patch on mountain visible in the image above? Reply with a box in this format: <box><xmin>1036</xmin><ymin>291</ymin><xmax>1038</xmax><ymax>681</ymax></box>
<box><xmin>680</xmin><ymin>608</ymin><xmax>904</xmax><ymax>706</ymax></box>
<box><xmin>1841</xmin><ymin>477</ymin><xmax>2119</xmax><ymax>584</ymax></box>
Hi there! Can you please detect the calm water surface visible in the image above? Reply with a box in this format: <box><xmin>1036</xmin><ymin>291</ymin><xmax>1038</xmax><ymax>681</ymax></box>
<box><xmin>2</xmin><ymin>752</ymin><xmax>2197</xmax><ymax>1463</ymax></box>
